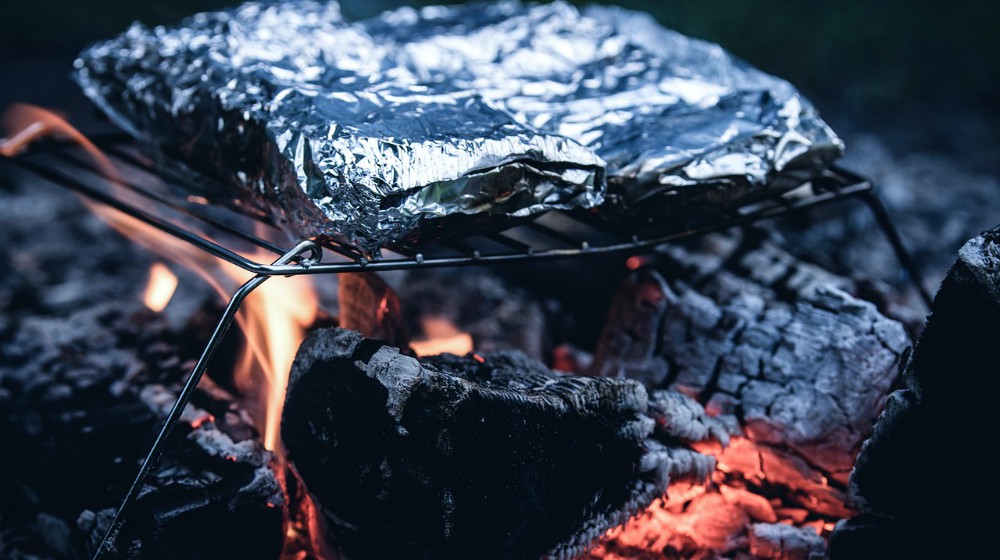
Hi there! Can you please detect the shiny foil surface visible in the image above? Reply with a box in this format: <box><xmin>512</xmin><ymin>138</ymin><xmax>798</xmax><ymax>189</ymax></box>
<box><xmin>74</xmin><ymin>0</ymin><xmax>843</xmax><ymax>253</ymax></box>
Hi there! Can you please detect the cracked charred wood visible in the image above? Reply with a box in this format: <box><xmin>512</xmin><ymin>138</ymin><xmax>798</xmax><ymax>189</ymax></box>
<box><xmin>0</xmin><ymin>304</ymin><xmax>283</xmax><ymax>560</ymax></box>
<box><xmin>831</xmin><ymin>226</ymin><xmax>1000</xmax><ymax>559</ymax></box>
<box><xmin>281</xmin><ymin>327</ymin><xmax>723</xmax><ymax>560</ymax></box>
<box><xmin>590</xmin><ymin>230</ymin><xmax>909</xmax><ymax>519</ymax></box>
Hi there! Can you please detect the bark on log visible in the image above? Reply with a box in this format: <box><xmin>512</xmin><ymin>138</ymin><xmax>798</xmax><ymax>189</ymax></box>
<box><xmin>0</xmin><ymin>303</ymin><xmax>283</xmax><ymax>560</ymax></box>
<box><xmin>831</xmin><ymin>226</ymin><xmax>1000</xmax><ymax>559</ymax></box>
<box><xmin>281</xmin><ymin>327</ymin><xmax>726</xmax><ymax>560</ymax></box>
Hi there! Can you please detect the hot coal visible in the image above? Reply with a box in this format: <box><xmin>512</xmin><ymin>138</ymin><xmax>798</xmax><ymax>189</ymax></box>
<box><xmin>281</xmin><ymin>327</ymin><xmax>728</xmax><ymax>560</ymax></box>
<box><xmin>831</xmin><ymin>225</ymin><xmax>1000</xmax><ymax>559</ymax></box>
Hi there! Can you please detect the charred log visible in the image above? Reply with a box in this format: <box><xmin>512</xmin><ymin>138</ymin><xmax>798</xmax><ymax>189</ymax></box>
<box><xmin>587</xmin><ymin>231</ymin><xmax>909</xmax><ymax>555</ymax></box>
<box><xmin>281</xmin><ymin>327</ymin><xmax>725</xmax><ymax>560</ymax></box>
<box><xmin>832</xmin><ymin>226</ymin><xmax>1000</xmax><ymax>559</ymax></box>
<box><xmin>592</xmin><ymin>242</ymin><xmax>908</xmax><ymax>494</ymax></box>
<box><xmin>338</xmin><ymin>272</ymin><xmax>410</xmax><ymax>348</ymax></box>
<box><xmin>0</xmin><ymin>304</ymin><xmax>282</xmax><ymax>560</ymax></box>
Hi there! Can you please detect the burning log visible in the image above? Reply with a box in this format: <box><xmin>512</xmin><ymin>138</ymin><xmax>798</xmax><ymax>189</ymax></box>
<box><xmin>831</xmin><ymin>226</ymin><xmax>1000</xmax><ymax>559</ymax></box>
<box><xmin>281</xmin><ymin>327</ymin><xmax>727</xmax><ymax>560</ymax></box>
<box><xmin>587</xmin><ymin>230</ymin><xmax>909</xmax><ymax>555</ymax></box>
<box><xmin>338</xmin><ymin>272</ymin><xmax>410</xmax><ymax>348</ymax></box>
<box><xmin>0</xmin><ymin>303</ymin><xmax>283</xmax><ymax>559</ymax></box>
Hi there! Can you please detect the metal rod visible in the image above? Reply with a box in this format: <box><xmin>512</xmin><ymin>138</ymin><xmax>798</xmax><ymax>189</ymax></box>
<box><xmin>860</xmin><ymin>191</ymin><xmax>935</xmax><ymax>308</ymax></box>
<box><xmin>11</xmin><ymin>156</ymin><xmax>277</xmax><ymax>274</ymax></box>
<box><xmin>92</xmin><ymin>240</ymin><xmax>321</xmax><ymax>560</ymax></box>
<box><xmin>47</xmin><ymin>147</ymin><xmax>288</xmax><ymax>255</ymax></box>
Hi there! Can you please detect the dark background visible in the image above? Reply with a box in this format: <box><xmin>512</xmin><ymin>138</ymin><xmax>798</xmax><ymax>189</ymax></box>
<box><xmin>3</xmin><ymin>0</ymin><xmax>999</xmax><ymax>161</ymax></box>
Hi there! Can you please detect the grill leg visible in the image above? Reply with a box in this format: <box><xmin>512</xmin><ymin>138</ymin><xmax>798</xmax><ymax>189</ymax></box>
<box><xmin>92</xmin><ymin>241</ymin><xmax>320</xmax><ymax>560</ymax></box>
<box><xmin>859</xmin><ymin>191</ymin><xmax>935</xmax><ymax>308</ymax></box>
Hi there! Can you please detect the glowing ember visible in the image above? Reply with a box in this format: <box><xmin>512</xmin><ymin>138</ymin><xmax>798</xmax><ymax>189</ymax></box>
<box><xmin>410</xmin><ymin>316</ymin><xmax>474</xmax><ymax>356</ymax></box>
<box><xmin>592</xmin><ymin>435</ymin><xmax>846</xmax><ymax>558</ymax></box>
<box><xmin>143</xmin><ymin>262</ymin><xmax>179</xmax><ymax>312</ymax></box>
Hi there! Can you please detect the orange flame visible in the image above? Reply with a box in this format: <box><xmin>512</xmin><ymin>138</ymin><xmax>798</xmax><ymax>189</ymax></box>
<box><xmin>410</xmin><ymin>316</ymin><xmax>474</xmax><ymax>357</ymax></box>
<box><xmin>233</xmin><ymin>262</ymin><xmax>316</xmax><ymax>450</ymax></box>
<box><xmin>2</xmin><ymin>104</ymin><xmax>318</xmax><ymax>452</ymax></box>
<box><xmin>144</xmin><ymin>262</ymin><xmax>179</xmax><ymax>312</ymax></box>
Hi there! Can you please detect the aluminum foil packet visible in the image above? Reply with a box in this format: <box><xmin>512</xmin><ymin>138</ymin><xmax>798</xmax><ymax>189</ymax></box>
<box><xmin>74</xmin><ymin>0</ymin><xmax>843</xmax><ymax>253</ymax></box>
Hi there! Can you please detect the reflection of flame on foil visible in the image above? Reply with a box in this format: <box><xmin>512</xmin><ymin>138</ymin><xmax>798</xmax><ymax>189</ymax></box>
<box><xmin>1</xmin><ymin>103</ymin><xmax>317</xmax><ymax>453</ymax></box>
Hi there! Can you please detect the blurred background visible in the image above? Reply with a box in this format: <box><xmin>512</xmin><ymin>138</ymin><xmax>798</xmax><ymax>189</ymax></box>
<box><xmin>4</xmin><ymin>0</ymin><xmax>999</xmax><ymax>160</ymax></box>
<box><xmin>2</xmin><ymin>0</ymin><xmax>999</xmax><ymax>290</ymax></box>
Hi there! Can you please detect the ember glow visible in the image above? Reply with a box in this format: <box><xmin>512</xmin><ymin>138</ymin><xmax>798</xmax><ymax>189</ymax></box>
<box><xmin>143</xmin><ymin>262</ymin><xmax>178</xmax><ymax>312</ymax></box>
<box><xmin>410</xmin><ymin>316</ymin><xmax>475</xmax><ymax>357</ymax></box>
<box><xmin>1</xmin><ymin>104</ymin><xmax>318</xmax><ymax>454</ymax></box>
<box><xmin>591</xmin><ymin>436</ymin><xmax>843</xmax><ymax>558</ymax></box>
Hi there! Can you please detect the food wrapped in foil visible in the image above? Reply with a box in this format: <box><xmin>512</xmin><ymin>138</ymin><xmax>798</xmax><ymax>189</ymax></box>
<box><xmin>74</xmin><ymin>0</ymin><xmax>843</xmax><ymax>253</ymax></box>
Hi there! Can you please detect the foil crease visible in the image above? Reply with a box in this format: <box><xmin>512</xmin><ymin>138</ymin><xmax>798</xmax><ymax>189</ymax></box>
<box><xmin>74</xmin><ymin>0</ymin><xmax>843</xmax><ymax>253</ymax></box>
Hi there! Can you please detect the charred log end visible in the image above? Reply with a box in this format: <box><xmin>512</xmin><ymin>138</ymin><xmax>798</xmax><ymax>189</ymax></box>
<box><xmin>838</xmin><ymin>226</ymin><xmax>1000</xmax><ymax>557</ymax></box>
<box><xmin>282</xmin><ymin>328</ymin><xmax>712</xmax><ymax>560</ymax></box>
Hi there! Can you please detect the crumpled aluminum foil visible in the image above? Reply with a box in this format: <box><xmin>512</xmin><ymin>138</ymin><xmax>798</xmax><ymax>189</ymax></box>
<box><xmin>74</xmin><ymin>0</ymin><xmax>843</xmax><ymax>254</ymax></box>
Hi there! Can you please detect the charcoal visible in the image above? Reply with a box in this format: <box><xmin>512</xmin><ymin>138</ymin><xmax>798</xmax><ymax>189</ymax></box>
<box><xmin>834</xmin><ymin>226</ymin><xmax>1000</xmax><ymax>558</ymax></box>
<box><xmin>0</xmin><ymin>304</ymin><xmax>282</xmax><ymax>560</ymax></box>
<box><xmin>281</xmin><ymin>327</ymin><xmax>721</xmax><ymax>560</ymax></box>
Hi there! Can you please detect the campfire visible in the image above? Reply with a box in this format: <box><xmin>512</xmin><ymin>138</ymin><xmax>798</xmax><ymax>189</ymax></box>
<box><xmin>1</xmin><ymin>2</ymin><xmax>993</xmax><ymax>559</ymax></box>
<box><xmin>0</xmin><ymin>104</ymin><xmax>912</xmax><ymax>559</ymax></box>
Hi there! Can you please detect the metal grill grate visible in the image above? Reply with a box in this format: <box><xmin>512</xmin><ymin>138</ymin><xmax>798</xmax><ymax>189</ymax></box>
<box><xmin>1</xmin><ymin>133</ymin><xmax>930</xmax><ymax>559</ymax></box>
<box><xmin>5</xmin><ymin>132</ymin><xmax>890</xmax><ymax>276</ymax></box>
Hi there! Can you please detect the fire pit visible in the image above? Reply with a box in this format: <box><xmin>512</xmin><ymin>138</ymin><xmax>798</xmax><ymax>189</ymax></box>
<box><xmin>2</xmin><ymin>1</ymin><xmax>995</xmax><ymax>559</ymax></box>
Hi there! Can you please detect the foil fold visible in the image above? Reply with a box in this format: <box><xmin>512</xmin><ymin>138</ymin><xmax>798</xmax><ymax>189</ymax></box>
<box><xmin>74</xmin><ymin>0</ymin><xmax>843</xmax><ymax>253</ymax></box>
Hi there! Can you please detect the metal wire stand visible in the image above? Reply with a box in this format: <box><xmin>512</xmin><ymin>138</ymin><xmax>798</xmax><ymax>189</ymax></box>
<box><xmin>1</xmin><ymin>134</ymin><xmax>932</xmax><ymax>558</ymax></box>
